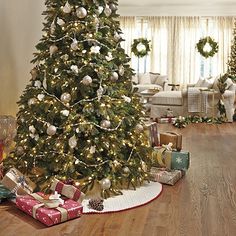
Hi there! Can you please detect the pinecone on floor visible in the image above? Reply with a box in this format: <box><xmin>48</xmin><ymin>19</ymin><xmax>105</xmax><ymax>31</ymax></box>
<box><xmin>88</xmin><ymin>198</ymin><xmax>104</xmax><ymax>211</ymax></box>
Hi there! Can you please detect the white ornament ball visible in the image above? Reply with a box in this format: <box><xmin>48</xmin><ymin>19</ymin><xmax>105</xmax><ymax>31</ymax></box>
<box><xmin>104</xmin><ymin>5</ymin><xmax>112</xmax><ymax>17</ymax></box>
<box><xmin>60</xmin><ymin>92</ymin><xmax>72</xmax><ymax>103</ymax></box>
<box><xmin>71</xmin><ymin>65</ymin><xmax>79</xmax><ymax>74</ymax></box>
<box><xmin>57</xmin><ymin>18</ymin><xmax>65</xmax><ymax>26</ymax></box>
<box><xmin>76</xmin><ymin>7</ymin><xmax>87</xmax><ymax>19</ymax></box>
<box><xmin>28</xmin><ymin>98</ymin><xmax>37</xmax><ymax>106</ymax></box>
<box><xmin>69</xmin><ymin>135</ymin><xmax>77</xmax><ymax>149</ymax></box>
<box><xmin>63</xmin><ymin>1</ymin><xmax>72</xmax><ymax>14</ymax></box>
<box><xmin>82</xmin><ymin>75</ymin><xmax>92</xmax><ymax>85</ymax></box>
<box><xmin>110</xmin><ymin>72</ymin><xmax>119</xmax><ymax>82</ymax></box>
<box><xmin>100</xmin><ymin>178</ymin><xmax>111</xmax><ymax>190</ymax></box>
<box><xmin>47</xmin><ymin>125</ymin><xmax>57</xmax><ymax>136</ymax></box>
<box><xmin>71</xmin><ymin>39</ymin><xmax>78</xmax><ymax>51</ymax></box>
<box><xmin>49</xmin><ymin>45</ymin><xmax>58</xmax><ymax>57</ymax></box>
<box><xmin>123</xmin><ymin>167</ymin><xmax>130</xmax><ymax>176</ymax></box>
<box><xmin>101</xmin><ymin>120</ymin><xmax>111</xmax><ymax>129</ymax></box>
<box><xmin>135</xmin><ymin>124</ymin><xmax>144</xmax><ymax>132</ymax></box>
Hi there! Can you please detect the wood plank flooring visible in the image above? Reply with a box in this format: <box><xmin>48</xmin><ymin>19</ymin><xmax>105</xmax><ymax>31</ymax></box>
<box><xmin>0</xmin><ymin>123</ymin><xmax>236</xmax><ymax>236</ymax></box>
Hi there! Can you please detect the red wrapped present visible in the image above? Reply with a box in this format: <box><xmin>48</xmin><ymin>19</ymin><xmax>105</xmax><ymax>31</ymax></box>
<box><xmin>50</xmin><ymin>179</ymin><xmax>85</xmax><ymax>203</ymax></box>
<box><xmin>16</xmin><ymin>192</ymin><xmax>83</xmax><ymax>226</ymax></box>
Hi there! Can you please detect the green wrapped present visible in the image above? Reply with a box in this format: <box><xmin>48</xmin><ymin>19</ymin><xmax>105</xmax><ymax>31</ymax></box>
<box><xmin>0</xmin><ymin>183</ymin><xmax>15</xmax><ymax>203</ymax></box>
<box><xmin>152</xmin><ymin>147</ymin><xmax>190</xmax><ymax>171</ymax></box>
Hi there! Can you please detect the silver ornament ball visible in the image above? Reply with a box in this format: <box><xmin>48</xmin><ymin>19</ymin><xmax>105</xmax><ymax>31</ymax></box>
<box><xmin>69</xmin><ymin>135</ymin><xmax>77</xmax><ymax>149</ymax></box>
<box><xmin>100</xmin><ymin>178</ymin><xmax>111</xmax><ymax>190</ymax></box>
<box><xmin>47</xmin><ymin>125</ymin><xmax>57</xmax><ymax>136</ymax></box>
<box><xmin>101</xmin><ymin>120</ymin><xmax>111</xmax><ymax>129</ymax></box>
<box><xmin>110</xmin><ymin>72</ymin><xmax>119</xmax><ymax>82</ymax></box>
<box><xmin>76</xmin><ymin>7</ymin><xmax>87</xmax><ymax>19</ymax></box>
<box><xmin>61</xmin><ymin>92</ymin><xmax>72</xmax><ymax>103</ymax></box>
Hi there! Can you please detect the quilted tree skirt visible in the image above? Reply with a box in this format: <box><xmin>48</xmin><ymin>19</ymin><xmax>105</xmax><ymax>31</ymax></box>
<box><xmin>82</xmin><ymin>181</ymin><xmax>163</xmax><ymax>214</ymax></box>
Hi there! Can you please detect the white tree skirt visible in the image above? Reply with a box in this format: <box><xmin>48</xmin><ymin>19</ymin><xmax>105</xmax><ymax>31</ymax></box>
<box><xmin>82</xmin><ymin>181</ymin><xmax>162</xmax><ymax>214</ymax></box>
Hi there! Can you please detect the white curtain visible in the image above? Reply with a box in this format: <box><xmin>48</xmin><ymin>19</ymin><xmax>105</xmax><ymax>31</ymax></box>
<box><xmin>119</xmin><ymin>16</ymin><xmax>137</xmax><ymax>70</ymax></box>
<box><xmin>148</xmin><ymin>16</ymin><xmax>201</xmax><ymax>84</ymax></box>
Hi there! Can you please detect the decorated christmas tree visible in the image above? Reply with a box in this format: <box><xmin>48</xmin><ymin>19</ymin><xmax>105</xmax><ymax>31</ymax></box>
<box><xmin>4</xmin><ymin>0</ymin><xmax>151</xmax><ymax>198</ymax></box>
<box><xmin>228</xmin><ymin>20</ymin><xmax>236</xmax><ymax>79</ymax></box>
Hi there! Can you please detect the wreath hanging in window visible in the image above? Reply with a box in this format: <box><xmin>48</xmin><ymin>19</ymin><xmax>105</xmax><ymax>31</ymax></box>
<box><xmin>131</xmin><ymin>38</ymin><xmax>151</xmax><ymax>58</ymax></box>
<box><xmin>196</xmin><ymin>36</ymin><xmax>219</xmax><ymax>58</ymax></box>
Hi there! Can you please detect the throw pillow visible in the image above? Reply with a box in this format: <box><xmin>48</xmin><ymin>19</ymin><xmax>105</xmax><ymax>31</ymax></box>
<box><xmin>201</xmin><ymin>77</ymin><xmax>214</xmax><ymax>89</ymax></box>
<box><xmin>225</xmin><ymin>78</ymin><xmax>234</xmax><ymax>90</ymax></box>
<box><xmin>149</xmin><ymin>72</ymin><xmax>160</xmax><ymax>84</ymax></box>
<box><xmin>195</xmin><ymin>77</ymin><xmax>204</xmax><ymax>87</ymax></box>
<box><xmin>138</xmin><ymin>73</ymin><xmax>151</xmax><ymax>84</ymax></box>
<box><xmin>152</xmin><ymin>75</ymin><xmax>168</xmax><ymax>87</ymax></box>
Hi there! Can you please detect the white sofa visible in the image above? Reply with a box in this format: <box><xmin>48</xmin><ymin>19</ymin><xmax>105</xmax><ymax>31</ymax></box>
<box><xmin>133</xmin><ymin>72</ymin><xmax>169</xmax><ymax>92</ymax></box>
<box><xmin>150</xmin><ymin>76</ymin><xmax>236</xmax><ymax>122</ymax></box>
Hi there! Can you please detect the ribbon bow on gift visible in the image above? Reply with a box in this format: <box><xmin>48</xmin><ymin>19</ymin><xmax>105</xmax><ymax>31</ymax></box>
<box><xmin>162</xmin><ymin>142</ymin><xmax>173</xmax><ymax>151</ymax></box>
<box><xmin>29</xmin><ymin>192</ymin><xmax>68</xmax><ymax>222</ymax></box>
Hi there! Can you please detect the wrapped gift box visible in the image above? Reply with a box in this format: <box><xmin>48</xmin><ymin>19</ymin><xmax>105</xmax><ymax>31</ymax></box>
<box><xmin>50</xmin><ymin>179</ymin><xmax>85</xmax><ymax>203</ymax></box>
<box><xmin>16</xmin><ymin>192</ymin><xmax>83</xmax><ymax>227</ymax></box>
<box><xmin>150</xmin><ymin>167</ymin><xmax>185</xmax><ymax>185</ymax></box>
<box><xmin>152</xmin><ymin>147</ymin><xmax>190</xmax><ymax>171</ymax></box>
<box><xmin>144</xmin><ymin>122</ymin><xmax>159</xmax><ymax>147</ymax></box>
<box><xmin>160</xmin><ymin>132</ymin><xmax>182</xmax><ymax>151</ymax></box>
<box><xmin>1</xmin><ymin>168</ymin><xmax>36</xmax><ymax>195</ymax></box>
<box><xmin>0</xmin><ymin>183</ymin><xmax>15</xmax><ymax>203</ymax></box>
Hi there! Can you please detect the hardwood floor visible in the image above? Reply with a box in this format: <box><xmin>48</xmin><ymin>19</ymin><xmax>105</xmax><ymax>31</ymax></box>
<box><xmin>0</xmin><ymin>123</ymin><xmax>236</xmax><ymax>236</ymax></box>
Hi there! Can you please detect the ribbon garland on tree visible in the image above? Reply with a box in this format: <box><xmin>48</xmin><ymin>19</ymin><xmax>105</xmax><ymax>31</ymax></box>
<box><xmin>131</xmin><ymin>38</ymin><xmax>151</xmax><ymax>58</ymax></box>
<box><xmin>196</xmin><ymin>36</ymin><xmax>219</xmax><ymax>58</ymax></box>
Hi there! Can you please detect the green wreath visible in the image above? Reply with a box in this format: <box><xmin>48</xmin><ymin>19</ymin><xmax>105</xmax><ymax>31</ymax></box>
<box><xmin>131</xmin><ymin>38</ymin><xmax>151</xmax><ymax>58</ymax></box>
<box><xmin>196</xmin><ymin>36</ymin><xmax>219</xmax><ymax>58</ymax></box>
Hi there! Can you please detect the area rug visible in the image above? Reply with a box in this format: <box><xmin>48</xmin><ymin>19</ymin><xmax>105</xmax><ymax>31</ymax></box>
<box><xmin>82</xmin><ymin>181</ymin><xmax>162</xmax><ymax>214</ymax></box>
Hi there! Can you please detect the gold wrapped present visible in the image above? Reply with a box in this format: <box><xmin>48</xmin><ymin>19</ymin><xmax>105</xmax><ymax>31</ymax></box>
<box><xmin>160</xmin><ymin>131</ymin><xmax>182</xmax><ymax>151</ymax></box>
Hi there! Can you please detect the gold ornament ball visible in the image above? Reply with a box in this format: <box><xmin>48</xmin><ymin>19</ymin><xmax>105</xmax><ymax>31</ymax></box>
<box><xmin>76</xmin><ymin>7</ymin><xmax>87</xmax><ymax>19</ymax></box>
<box><xmin>47</xmin><ymin>125</ymin><xmax>57</xmax><ymax>136</ymax></box>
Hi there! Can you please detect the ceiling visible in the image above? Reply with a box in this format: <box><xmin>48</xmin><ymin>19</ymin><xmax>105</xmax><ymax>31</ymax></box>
<box><xmin>118</xmin><ymin>0</ymin><xmax>236</xmax><ymax>16</ymax></box>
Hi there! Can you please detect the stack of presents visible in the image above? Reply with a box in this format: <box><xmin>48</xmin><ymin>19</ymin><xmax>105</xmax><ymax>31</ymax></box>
<box><xmin>146</xmin><ymin>122</ymin><xmax>190</xmax><ymax>186</ymax></box>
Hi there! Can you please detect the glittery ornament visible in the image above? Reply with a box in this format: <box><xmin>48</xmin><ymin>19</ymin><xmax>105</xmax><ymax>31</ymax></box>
<box><xmin>28</xmin><ymin>98</ymin><xmax>37</xmax><ymax>106</ymax></box>
<box><xmin>110</xmin><ymin>72</ymin><xmax>119</xmax><ymax>82</ymax></box>
<box><xmin>37</xmin><ymin>94</ymin><xmax>45</xmax><ymax>101</ymax></box>
<box><xmin>29</xmin><ymin>125</ymin><xmax>36</xmax><ymax>134</ymax></box>
<box><xmin>105</xmin><ymin>52</ymin><xmax>113</xmax><ymax>61</ymax></box>
<box><xmin>69</xmin><ymin>135</ymin><xmax>77</xmax><ymax>149</ymax></box>
<box><xmin>97</xmin><ymin>86</ymin><xmax>104</xmax><ymax>101</ymax></box>
<box><xmin>71</xmin><ymin>65</ymin><xmax>79</xmax><ymax>73</ymax></box>
<box><xmin>57</xmin><ymin>18</ymin><xmax>65</xmax><ymax>26</ymax></box>
<box><xmin>82</xmin><ymin>75</ymin><xmax>92</xmax><ymax>85</ymax></box>
<box><xmin>62</xmin><ymin>1</ymin><xmax>72</xmax><ymax>14</ymax></box>
<box><xmin>47</xmin><ymin>125</ymin><xmax>57</xmax><ymax>136</ymax></box>
<box><xmin>88</xmin><ymin>198</ymin><xmax>104</xmax><ymax>211</ymax></box>
<box><xmin>90</xmin><ymin>45</ymin><xmax>101</xmax><ymax>54</ymax></box>
<box><xmin>49</xmin><ymin>45</ymin><xmax>58</xmax><ymax>57</ymax></box>
<box><xmin>122</xmin><ymin>95</ymin><xmax>131</xmax><ymax>103</ymax></box>
<box><xmin>76</xmin><ymin>7</ymin><xmax>87</xmax><ymax>19</ymax></box>
<box><xmin>100</xmin><ymin>178</ymin><xmax>111</xmax><ymax>190</ymax></box>
<box><xmin>60</xmin><ymin>92</ymin><xmax>72</xmax><ymax>103</ymax></box>
<box><xmin>135</xmin><ymin>124</ymin><xmax>144</xmax><ymax>132</ymax></box>
<box><xmin>34</xmin><ymin>80</ymin><xmax>41</xmax><ymax>88</ymax></box>
<box><xmin>90</xmin><ymin>146</ymin><xmax>96</xmax><ymax>154</ymax></box>
<box><xmin>71</xmin><ymin>39</ymin><xmax>78</xmax><ymax>51</ymax></box>
<box><xmin>100</xmin><ymin>120</ymin><xmax>111</xmax><ymax>129</ymax></box>
<box><xmin>61</xmin><ymin>54</ymin><xmax>69</xmax><ymax>61</ymax></box>
<box><xmin>104</xmin><ymin>5</ymin><xmax>112</xmax><ymax>17</ymax></box>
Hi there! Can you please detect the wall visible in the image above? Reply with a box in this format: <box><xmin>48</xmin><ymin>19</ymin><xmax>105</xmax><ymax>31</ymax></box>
<box><xmin>0</xmin><ymin>0</ymin><xmax>45</xmax><ymax>116</ymax></box>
